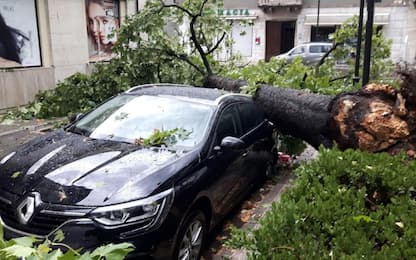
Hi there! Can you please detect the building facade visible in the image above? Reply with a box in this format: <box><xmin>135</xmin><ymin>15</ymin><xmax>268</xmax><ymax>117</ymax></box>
<box><xmin>0</xmin><ymin>0</ymin><xmax>415</xmax><ymax>110</ymax></box>
<box><xmin>223</xmin><ymin>0</ymin><xmax>416</xmax><ymax>63</ymax></box>
<box><xmin>0</xmin><ymin>0</ymin><xmax>137</xmax><ymax>110</ymax></box>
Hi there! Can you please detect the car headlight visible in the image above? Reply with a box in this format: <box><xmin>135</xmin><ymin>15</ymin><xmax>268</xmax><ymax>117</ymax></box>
<box><xmin>89</xmin><ymin>188</ymin><xmax>174</xmax><ymax>233</ymax></box>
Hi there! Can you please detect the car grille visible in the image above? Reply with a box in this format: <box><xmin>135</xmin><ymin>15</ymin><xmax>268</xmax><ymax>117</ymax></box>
<box><xmin>0</xmin><ymin>202</ymin><xmax>72</xmax><ymax>236</ymax></box>
<box><xmin>0</xmin><ymin>193</ymin><xmax>89</xmax><ymax>236</ymax></box>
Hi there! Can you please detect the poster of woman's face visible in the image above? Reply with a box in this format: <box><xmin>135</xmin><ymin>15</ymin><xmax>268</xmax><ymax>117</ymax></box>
<box><xmin>86</xmin><ymin>0</ymin><xmax>120</xmax><ymax>62</ymax></box>
<box><xmin>0</xmin><ymin>0</ymin><xmax>41</xmax><ymax>68</ymax></box>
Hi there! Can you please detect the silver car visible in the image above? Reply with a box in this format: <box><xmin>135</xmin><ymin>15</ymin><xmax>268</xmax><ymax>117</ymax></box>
<box><xmin>276</xmin><ymin>42</ymin><xmax>332</xmax><ymax>66</ymax></box>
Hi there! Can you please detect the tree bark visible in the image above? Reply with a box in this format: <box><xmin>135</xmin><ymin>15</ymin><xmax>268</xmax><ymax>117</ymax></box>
<box><xmin>204</xmin><ymin>75</ymin><xmax>333</xmax><ymax>148</ymax></box>
<box><xmin>203</xmin><ymin>68</ymin><xmax>416</xmax><ymax>156</ymax></box>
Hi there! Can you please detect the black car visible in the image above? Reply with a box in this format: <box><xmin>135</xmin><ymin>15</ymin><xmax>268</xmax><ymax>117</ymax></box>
<box><xmin>0</xmin><ymin>84</ymin><xmax>275</xmax><ymax>259</ymax></box>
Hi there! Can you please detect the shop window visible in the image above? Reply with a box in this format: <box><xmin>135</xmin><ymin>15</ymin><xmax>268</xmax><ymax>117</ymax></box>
<box><xmin>311</xmin><ymin>26</ymin><xmax>336</xmax><ymax>42</ymax></box>
<box><xmin>231</xmin><ymin>22</ymin><xmax>253</xmax><ymax>57</ymax></box>
<box><xmin>0</xmin><ymin>0</ymin><xmax>41</xmax><ymax>68</ymax></box>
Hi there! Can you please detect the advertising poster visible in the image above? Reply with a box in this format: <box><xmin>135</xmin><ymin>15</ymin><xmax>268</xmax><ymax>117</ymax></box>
<box><xmin>0</xmin><ymin>0</ymin><xmax>41</xmax><ymax>68</ymax></box>
<box><xmin>86</xmin><ymin>0</ymin><xmax>120</xmax><ymax>62</ymax></box>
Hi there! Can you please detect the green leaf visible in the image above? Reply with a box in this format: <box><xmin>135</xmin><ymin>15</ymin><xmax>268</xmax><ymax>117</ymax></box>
<box><xmin>43</xmin><ymin>248</ymin><xmax>63</xmax><ymax>260</ymax></box>
<box><xmin>52</xmin><ymin>229</ymin><xmax>65</xmax><ymax>243</ymax></box>
<box><xmin>59</xmin><ymin>250</ymin><xmax>83</xmax><ymax>260</ymax></box>
<box><xmin>353</xmin><ymin>215</ymin><xmax>377</xmax><ymax>223</ymax></box>
<box><xmin>11</xmin><ymin>171</ymin><xmax>21</xmax><ymax>178</ymax></box>
<box><xmin>12</xmin><ymin>236</ymin><xmax>36</xmax><ymax>247</ymax></box>
<box><xmin>0</xmin><ymin>244</ymin><xmax>36</xmax><ymax>258</ymax></box>
<box><xmin>90</xmin><ymin>243</ymin><xmax>135</xmax><ymax>260</ymax></box>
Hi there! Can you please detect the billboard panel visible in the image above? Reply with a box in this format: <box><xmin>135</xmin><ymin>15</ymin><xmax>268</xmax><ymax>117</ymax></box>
<box><xmin>86</xmin><ymin>0</ymin><xmax>120</xmax><ymax>62</ymax></box>
<box><xmin>0</xmin><ymin>0</ymin><xmax>41</xmax><ymax>68</ymax></box>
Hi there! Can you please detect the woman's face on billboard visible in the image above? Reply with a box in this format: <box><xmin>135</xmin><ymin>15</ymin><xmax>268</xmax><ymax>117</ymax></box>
<box><xmin>87</xmin><ymin>2</ymin><xmax>117</xmax><ymax>45</ymax></box>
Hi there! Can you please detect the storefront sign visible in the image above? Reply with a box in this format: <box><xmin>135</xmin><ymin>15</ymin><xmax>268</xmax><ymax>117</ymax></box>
<box><xmin>218</xmin><ymin>8</ymin><xmax>250</xmax><ymax>17</ymax></box>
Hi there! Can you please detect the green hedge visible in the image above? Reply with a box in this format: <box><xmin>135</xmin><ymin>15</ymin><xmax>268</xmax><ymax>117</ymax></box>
<box><xmin>228</xmin><ymin>147</ymin><xmax>416</xmax><ymax>259</ymax></box>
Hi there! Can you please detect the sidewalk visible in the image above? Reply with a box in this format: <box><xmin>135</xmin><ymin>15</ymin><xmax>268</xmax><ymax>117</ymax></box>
<box><xmin>203</xmin><ymin>146</ymin><xmax>318</xmax><ymax>259</ymax></box>
<box><xmin>0</xmin><ymin>118</ymin><xmax>64</xmax><ymax>155</ymax></box>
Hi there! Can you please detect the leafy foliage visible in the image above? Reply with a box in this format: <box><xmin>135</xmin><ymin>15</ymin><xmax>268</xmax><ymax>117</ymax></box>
<box><xmin>223</xmin><ymin>16</ymin><xmax>395</xmax><ymax>96</ymax></box>
<box><xmin>0</xmin><ymin>224</ymin><xmax>134</xmax><ymax>260</ymax></box>
<box><xmin>228</xmin><ymin>147</ymin><xmax>416</xmax><ymax>259</ymax></box>
<box><xmin>139</xmin><ymin>128</ymin><xmax>191</xmax><ymax>147</ymax></box>
<box><xmin>1</xmin><ymin>0</ymin><xmax>233</xmax><ymax>121</ymax></box>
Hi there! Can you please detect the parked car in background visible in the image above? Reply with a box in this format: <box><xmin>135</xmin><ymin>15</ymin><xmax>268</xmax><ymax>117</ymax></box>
<box><xmin>276</xmin><ymin>42</ymin><xmax>333</xmax><ymax>66</ymax></box>
<box><xmin>0</xmin><ymin>84</ymin><xmax>275</xmax><ymax>259</ymax></box>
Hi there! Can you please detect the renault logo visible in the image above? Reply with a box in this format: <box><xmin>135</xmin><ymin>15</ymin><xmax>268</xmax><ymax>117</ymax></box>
<box><xmin>17</xmin><ymin>196</ymin><xmax>35</xmax><ymax>224</ymax></box>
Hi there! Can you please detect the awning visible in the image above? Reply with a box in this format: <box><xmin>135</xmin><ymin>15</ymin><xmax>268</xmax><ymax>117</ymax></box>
<box><xmin>304</xmin><ymin>13</ymin><xmax>390</xmax><ymax>25</ymax></box>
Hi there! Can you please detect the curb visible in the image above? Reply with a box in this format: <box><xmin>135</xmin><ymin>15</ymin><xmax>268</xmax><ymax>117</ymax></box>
<box><xmin>218</xmin><ymin>170</ymin><xmax>294</xmax><ymax>260</ymax></box>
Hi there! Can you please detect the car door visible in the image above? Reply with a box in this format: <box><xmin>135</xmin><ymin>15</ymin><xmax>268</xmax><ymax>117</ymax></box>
<box><xmin>288</xmin><ymin>45</ymin><xmax>305</xmax><ymax>63</ymax></box>
<box><xmin>235</xmin><ymin>102</ymin><xmax>274</xmax><ymax>188</ymax></box>
<box><xmin>206</xmin><ymin>104</ymin><xmax>247</xmax><ymax>218</ymax></box>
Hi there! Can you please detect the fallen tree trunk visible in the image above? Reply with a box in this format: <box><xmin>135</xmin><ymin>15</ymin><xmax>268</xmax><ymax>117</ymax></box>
<box><xmin>204</xmin><ymin>75</ymin><xmax>333</xmax><ymax>148</ymax></box>
<box><xmin>204</xmin><ymin>68</ymin><xmax>416</xmax><ymax>155</ymax></box>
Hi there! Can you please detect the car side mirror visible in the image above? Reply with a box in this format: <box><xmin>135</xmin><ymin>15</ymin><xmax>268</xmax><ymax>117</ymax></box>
<box><xmin>220</xmin><ymin>136</ymin><xmax>247</xmax><ymax>151</ymax></box>
<box><xmin>69</xmin><ymin>113</ymin><xmax>84</xmax><ymax>124</ymax></box>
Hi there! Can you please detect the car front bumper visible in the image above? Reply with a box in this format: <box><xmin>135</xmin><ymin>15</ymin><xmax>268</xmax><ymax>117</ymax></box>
<box><xmin>1</xmin><ymin>216</ymin><xmax>175</xmax><ymax>259</ymax></box>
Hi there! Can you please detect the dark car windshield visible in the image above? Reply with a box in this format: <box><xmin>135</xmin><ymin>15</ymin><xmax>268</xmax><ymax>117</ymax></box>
<box><xmin>72</xmin><ymin>94</ymin><xmax>214</xmax><ymax>149</ymax></box>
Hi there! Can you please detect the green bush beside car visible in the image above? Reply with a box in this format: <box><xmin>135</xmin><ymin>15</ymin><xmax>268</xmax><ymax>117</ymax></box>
<box><xmin>229</xmin><ymin>147</ymin><xmax>416</xmax><ymax>259</ymax></box>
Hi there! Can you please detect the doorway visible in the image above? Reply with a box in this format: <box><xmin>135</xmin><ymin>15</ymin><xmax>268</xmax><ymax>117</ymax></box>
<box><xmin>265</xmin><ymin>21</ymin><xmax>296</xmax><ymax>61</ymax></box>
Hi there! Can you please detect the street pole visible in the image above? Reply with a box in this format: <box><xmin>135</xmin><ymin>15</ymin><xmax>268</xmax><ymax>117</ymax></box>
<box><xmin>353</xmin><ymin>0</ymin><xmax>365</xmax><ymax>85</ymax></box>
<box><xmin>316</xmin><ymin>0</ymin><xmax>321</xmax><ymax>41</ymax></box>
<box><xmin>362</xmin><ymin>0</ymin><xmax>375</xmax><ymax>86</ymax></box>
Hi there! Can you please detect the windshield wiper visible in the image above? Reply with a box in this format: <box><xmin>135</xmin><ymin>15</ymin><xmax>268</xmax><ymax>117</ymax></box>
<box><xmin>67</xmin><ymin>126</ymin><xmax>90</xmax><ymax>136</ymax></box>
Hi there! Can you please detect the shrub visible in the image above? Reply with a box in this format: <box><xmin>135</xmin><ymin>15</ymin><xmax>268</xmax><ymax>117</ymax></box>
<box><xmin>228</xmin><ymin>147</ymin><xmax>416</xmax><ymax>259</ymax></box>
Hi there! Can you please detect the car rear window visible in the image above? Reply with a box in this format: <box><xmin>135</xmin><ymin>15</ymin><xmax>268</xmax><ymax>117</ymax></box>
<box><xmin>309</xmin><ymin>45</ymin><xmax>331</xmax><ymax>53</ymax></box>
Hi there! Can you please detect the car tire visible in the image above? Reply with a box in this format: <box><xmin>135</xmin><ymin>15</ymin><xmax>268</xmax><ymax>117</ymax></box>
<box><xmin>265</xmin><ymin>160</ymin><xmax>276</xmax><ymax>178</ymax></box>
<box><xmin>173</xmin><ymin>210</ymin><xmax>207</xmax><ymax>260</ymax></box>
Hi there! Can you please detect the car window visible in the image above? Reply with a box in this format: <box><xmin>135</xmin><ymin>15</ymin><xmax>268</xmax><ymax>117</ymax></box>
<box><xmin>290</xmin><ymin>46</ymin><xmax>305</xmax><ymax>55</ymax></box>
<box><xmin>238</xmin><ymin>102</ymin><xmax>265</xmax><ymax>134</ymax></box>
<box><xmin>74</xmin><ymin>95</ymin><xmax>214</xmax><ymax>149</ymax></box>
<box><xmin>309</xmin><ymin>45</ymin><xmax>331</xmax><ymax>53</ymax></box>
<box><xmin>215</xmin><ymin>105</ymin><xmax>239</xmax><ymax>145</ymax></box>
<box><xmin>322</xmin><ymin>45</ymin><xmax>332</xmax><ymax>52</ymax></box>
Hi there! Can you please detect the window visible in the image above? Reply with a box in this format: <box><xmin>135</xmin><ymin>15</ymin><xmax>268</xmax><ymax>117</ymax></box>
<box><xmin>290</xmin><ymin>46</ymin><xmax>305</xmax><ymax>55</ymax></box>
<box><xmin>309</xmin><ymin>45</ymin><xmax>331</xmax><ymax>54</ymax></box>
<box><xmin>238</xmin><ymin>103</ymin><xmax>264</xmax><ymax>133</ymax></box>
<box><xmin>0</xmin><ymin>0</ymin><xmax>41</xmax><ymax>68</ymax></box>
<box><xmin>231</xmin><ymin>22</ymin><xmax>253</xmax><ymax>57</ymax></box>
<box><xmin>215</xmin><ymin>106</ymin><xmax>238</xmax><ymax>145</ymax></box>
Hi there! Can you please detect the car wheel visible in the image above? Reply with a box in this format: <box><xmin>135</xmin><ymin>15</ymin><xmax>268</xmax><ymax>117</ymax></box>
<box><xmin>265</xmin><ymin>160</ymin><xmax>276</xmax><ymax>178</ymax></box>
<box><xmin>174</xmin><ymin>210</ymin><xmax>206</xmax><ymax>260</ymax></box>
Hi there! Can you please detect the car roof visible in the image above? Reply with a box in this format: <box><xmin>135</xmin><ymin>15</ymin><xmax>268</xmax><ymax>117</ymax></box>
<box><xmin>300</xmin><ymin>42</ymin><xmax>332</xmax><ymax>46</ymax></box>
<box><xmin>124</xmin><ymin>84</ymin><xmax>252</xmax><ymax>105</ymax></box>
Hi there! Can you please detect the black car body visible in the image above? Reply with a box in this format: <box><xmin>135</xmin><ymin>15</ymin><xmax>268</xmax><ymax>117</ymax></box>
<box><xmin>0</xmin><ymin>85</ymin><xmax>274</xmax><ymax>259</ymax></box>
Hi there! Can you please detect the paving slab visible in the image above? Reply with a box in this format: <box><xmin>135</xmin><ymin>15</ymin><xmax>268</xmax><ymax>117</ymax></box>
<box><xmin>0</xmin><ymin>118</ymin><xmax>65</xmax><ymax>156</ymax></box>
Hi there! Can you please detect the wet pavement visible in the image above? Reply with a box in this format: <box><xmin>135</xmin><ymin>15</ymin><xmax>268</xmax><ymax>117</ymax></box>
<box><xmin>0</xmin><ymin>118</ymin><xmax>64</xmax><ymax>156</ymax></box>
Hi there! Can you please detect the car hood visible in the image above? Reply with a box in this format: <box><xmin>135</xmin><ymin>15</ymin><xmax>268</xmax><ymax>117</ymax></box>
<box><xmin>0</xmin><ymin>129</ymin><xmax>197</xmax><ymax>206</ymax></box>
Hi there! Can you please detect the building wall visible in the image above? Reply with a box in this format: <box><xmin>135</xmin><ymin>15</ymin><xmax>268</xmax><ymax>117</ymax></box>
<box><xmin>404</xmin><ymin>6</ymin><xmax>416</xmax><ymax>64</ymax></box>
<box><xmin>47</xmin><ymin>0</ymin><xmax>90</xmax><ymax>82</ymax></box>
<box><xmin>0</xmin><ymin>0</ymin><xmax>132</xmax><ymax>110</ymax></box>
<box><xmin>0</xmin><ymin>0</ymin><xmax>414</xmax><ymax>110</ymax></box>
<box><xmin>223</xmin><ymin>0</ymin><xmax>416</xmax><ymax>64</ymax></box>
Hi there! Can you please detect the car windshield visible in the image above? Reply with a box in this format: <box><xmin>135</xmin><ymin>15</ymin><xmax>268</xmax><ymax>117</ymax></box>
<box><xmin>72</xmin><ymin>94</ymin><xmax>214</xmax><ymax>149</ymax></box>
